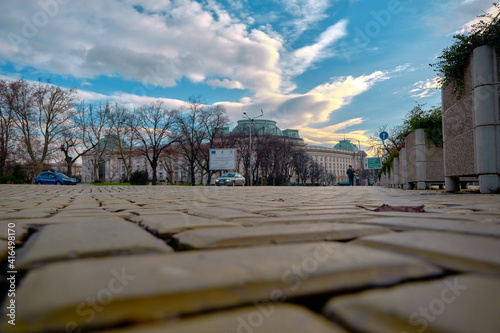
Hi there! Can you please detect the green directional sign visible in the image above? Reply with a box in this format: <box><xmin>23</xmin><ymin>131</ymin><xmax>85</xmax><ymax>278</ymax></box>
<box><xmin>364</xmin><ymin>157</ymin><xmax>382</xmax><ymax>169</ymax></box>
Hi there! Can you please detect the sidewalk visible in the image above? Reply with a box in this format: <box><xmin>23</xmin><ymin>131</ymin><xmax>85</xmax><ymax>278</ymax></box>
<box><xmin>1</xmin><ymin>185</ymin><xmax>499</xmax><ymax>332</ymax></box>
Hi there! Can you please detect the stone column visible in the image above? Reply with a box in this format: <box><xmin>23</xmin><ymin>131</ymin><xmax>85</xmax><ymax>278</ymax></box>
<box><xmin>472</xmin><ymin>45</ymin><xmax>500</xmax><ymax>193</ymax></box>
<box><xmin>393</xmin><ymin>157</ymin><xmax>400</xmax><ymax>188</ymax></box>
<box><xmin>415</xmin><ymin>128</ymin><xmax>427</xmax><ymax>190</ymax></box>
<box><xmin>399</xmin><ymin>148</ymin><xmax>407</xmax><ymax>189</ymax></box>
<box><xmin>445</xmin><ymin>176</ymin><xmax>460</xmax><ymax>192</ymax></box>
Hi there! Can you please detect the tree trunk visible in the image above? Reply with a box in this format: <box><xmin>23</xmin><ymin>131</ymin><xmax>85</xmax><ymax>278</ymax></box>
<box><xmin>65</xmin><ymin>157</ymin><xmax>74</xmax><ymax>177</ymax></box>
<box><xmin>151</xmin><ymin>159</ymin><xmax>158</xmax><ymax>185</ymax></box>
<box><xmin>0</xmin><ymin>153</ymin><xmax>6</xmax><ymax>177</ymax></box>
<box><xmin>94</xmin><ymin>163</ymin><xmax>100</xmax><ymax>182</ymax></box>
<box><xmin>207</xmin><ymin>170</ymin><xmax>212</xmax><ymax>186</ymax></box>
<box><xmin>190</xmin><ymin>164</ymin><xmax>196</xmax><ymax>186</ymax></box>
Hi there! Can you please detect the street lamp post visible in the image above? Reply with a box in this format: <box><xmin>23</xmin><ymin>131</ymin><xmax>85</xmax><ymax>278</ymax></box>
<box><xmin>243</xmin><ymin>110</ymin><xmax>263</xmax><ymax>186</ymax></box>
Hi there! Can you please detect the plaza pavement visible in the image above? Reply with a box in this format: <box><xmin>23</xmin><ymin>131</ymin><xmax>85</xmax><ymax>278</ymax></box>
<box><xmin>1</xmin><ymin>184</ymin><xmax>500</xmax><ymax>332</ymax></box>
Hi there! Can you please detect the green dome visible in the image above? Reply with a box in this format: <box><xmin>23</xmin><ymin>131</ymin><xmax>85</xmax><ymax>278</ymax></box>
<box><xmin>233</xmin><ymin>119</ymin><xmax>283</xmax><ymax>136</ymax></box>
<box><xmin>334</xmin><ymin>139</ymin><xmax>359</xmax><ymax>151</ymax></box>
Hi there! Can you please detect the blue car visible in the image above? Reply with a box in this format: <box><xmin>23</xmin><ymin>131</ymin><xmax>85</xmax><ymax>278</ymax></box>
<box><xmin>35</xmin><ymin>171</ymin><xmax>77</xmax><ymax>185</ymax></box>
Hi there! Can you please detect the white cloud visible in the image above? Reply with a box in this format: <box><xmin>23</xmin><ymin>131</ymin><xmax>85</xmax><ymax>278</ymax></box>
<box><xmin>74</xmin><ymin>88</ymin><xmax>187</xmax><ymax>110</ymax></box>
<box><xmin>285</xmin><ymin>20</ymin><xmax>348</xmax><ymax>81</ymax></box>
<box><xmin>0</xmin><ymin>1</ymin><xmax>399</xmax><ymax>148</ymax></box>
<box><xmin>299</xmin><ymin>125</ymin><xmax>369</xmax><ymax>147</ymax></box>
<box><xmin>410</xmin><ymin>78</ymin><xmax>441</xmax><ymax>99</ymax></box>
<box><xmin>207</xmin><ymin>79</ymin><xmax>245</xmax><ymax>89</ymax></box>
<box><xmin>424</xmin><ymin>0</ymin><xmax>495</xmax><ymax>36</ymax></box>
<box><xmin>0</xmin><ymin>0</ymin><xmax>284</xmax><ymax>93</ymax></box>
<box><xmin>276</xmin><ymin>0</ymin><xmax>335</xmax><ymax>37</ymax></box>
<box><xmin>452</xmin><ymin>4</ymin><xmax>499</xmax><ymax>35</ymax></box>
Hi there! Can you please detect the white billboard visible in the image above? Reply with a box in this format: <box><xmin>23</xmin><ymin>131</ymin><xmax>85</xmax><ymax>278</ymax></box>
<box><xmin>209</xmin><ymin>148</ymin><xmax>237</xmax><ymax>170</ymax></box>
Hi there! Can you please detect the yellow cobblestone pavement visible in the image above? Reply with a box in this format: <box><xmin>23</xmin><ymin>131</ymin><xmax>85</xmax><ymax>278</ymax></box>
<box><xmin>1</xmin><ymin>184</ymin><xmax>499</xmax><ymax>333</ymax></box>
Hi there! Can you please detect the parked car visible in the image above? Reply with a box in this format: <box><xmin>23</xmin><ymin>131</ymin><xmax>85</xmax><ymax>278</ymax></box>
<box><xmin>35</xmin><ymin>171</ymin><xmax>77</xmax><ymax>185</ymax></box>
<box><xmin>215</xmin><ymin>173</ymin><xmax>246</xmax><ymax>186</ymax></box>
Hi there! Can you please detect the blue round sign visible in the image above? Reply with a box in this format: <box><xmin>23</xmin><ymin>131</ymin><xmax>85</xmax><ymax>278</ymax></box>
<box><xmin>379</xmin><ymin>131</ymin><xmax>389</xmax><ymax>140</ymax></box>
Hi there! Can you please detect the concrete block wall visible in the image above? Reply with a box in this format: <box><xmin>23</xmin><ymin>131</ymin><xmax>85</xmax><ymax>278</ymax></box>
<box><xmin>442</xmin><ymin>45</ymin><xmax>500</xmax><ymax>193</ymax></box>
<box><xmin>404</xmin><ymin>129</ymin><xmax>444</xmax><ymax>189</ymax></box>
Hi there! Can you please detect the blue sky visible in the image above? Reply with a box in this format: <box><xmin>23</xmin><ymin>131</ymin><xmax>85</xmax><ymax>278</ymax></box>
<box><xmin>0</xmin><ymin>0</ymin><xmax>496</xmax><ymax>149</ymax></box>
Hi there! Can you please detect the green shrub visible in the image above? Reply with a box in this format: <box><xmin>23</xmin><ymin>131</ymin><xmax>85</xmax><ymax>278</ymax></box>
<box><xmin>402</xmin><ymin>104</ymin><xmax>443</xmax><ymax>146</ymax></box>
<box><xmin>13</xmin><ymin>164</ymin><xmax>26</xmax><ymax>184</ymax></box>
<box><xmin>379</xmin><ymin>148</ymin><xmax>400</xmax><ymax>177</ymax></box>
<box><xmin>0</xmin><ymin>175</ymin><xmax>17</xmax><ymax>184</ymax></box>
<box><xmin>130</xmin><ymin>170</ymin><xmax>150</xmax><ymax>185</ymax></box>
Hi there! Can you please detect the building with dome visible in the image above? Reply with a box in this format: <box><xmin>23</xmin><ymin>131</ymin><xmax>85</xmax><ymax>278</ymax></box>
<box><xmin>334</xmin><ymin>139</ymin><xmax>360</xmax><ymax>152</ymax></box>
<box><xmin>232</xmin><ymin>118</ymin><xmax>366</xmax><ymax>184</ymax></box>
<box><xmin>232</xmin><ymin>119</ymin><xmax>303</xmax><ymax>141</ymax></box>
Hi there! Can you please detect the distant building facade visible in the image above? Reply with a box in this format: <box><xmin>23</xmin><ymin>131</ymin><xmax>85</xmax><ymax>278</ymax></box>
<box><xmin>306</xmin><ymin>141</ymin><xmax>366</xmax><ymax>183</ymax></box>
<box><xmin>81</xmin><ymin>120</ymin><xmax>366</xmax><ymax>185</ymax></box>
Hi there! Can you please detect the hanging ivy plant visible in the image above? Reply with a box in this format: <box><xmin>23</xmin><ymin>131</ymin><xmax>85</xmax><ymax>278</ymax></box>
<box><xmin>430</xmin><ymin>3</ymin><xmax>500</xmax><ymax>99</ymax></box>
<box><xmin>379</xmin><ymin>148</ymin><xmax>400</xmax><ymax>177</ymax></box>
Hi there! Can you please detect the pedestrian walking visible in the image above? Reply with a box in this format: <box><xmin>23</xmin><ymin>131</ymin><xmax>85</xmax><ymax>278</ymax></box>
<box><xmin>346</xmin><ymin>165</ymin><xmax>355</xmax><ymax>186</ymax></box>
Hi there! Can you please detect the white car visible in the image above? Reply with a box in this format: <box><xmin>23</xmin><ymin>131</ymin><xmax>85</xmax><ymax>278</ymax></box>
<box><xmin>215</xmin><ymin>173</ymin><xmax>246</xmax><ymax>186</ymax></box>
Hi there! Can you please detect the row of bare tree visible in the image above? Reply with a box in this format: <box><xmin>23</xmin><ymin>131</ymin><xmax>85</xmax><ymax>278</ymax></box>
<box><xmin>0</xmin><ymin>79</ymin><xmax>331</xmax><ymax>185</ymax></box>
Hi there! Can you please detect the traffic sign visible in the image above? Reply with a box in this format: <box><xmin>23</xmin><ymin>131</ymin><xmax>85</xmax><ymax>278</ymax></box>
<box><xmin>379</xmin><ymin>131</ymin><xmax>389</xmax><ymax>140</ymax></box>
<box><xmin>364</xmin><ymin>157</ymin><xmax>382</xmax><ymax>169</ymax></box>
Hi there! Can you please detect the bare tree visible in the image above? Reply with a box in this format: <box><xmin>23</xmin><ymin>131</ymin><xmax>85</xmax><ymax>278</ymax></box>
<box><xmin>108</xmin><ymin>103</ymin><xmax>137</xmax><ymax>181</ymax></box>
<box><xmin>74</xmin><ymin>102</ymin><xmax>111</xmax><ymax>182</ymax></box>
<box><xmin>196</xmin><ymin>104</ymin><xmax>230</xmax><ymax>185</ymax></box>
<box><xmin>159</xmin><ymin>145</ymin><xmax>180</xmax><ymax>184</ymax></box>
<box><xmin>368</xmin><ymin>124</ymin><xmax>406</xmax><ymax>158</ymax></box>
<box><xmin>0</xmin><ymin>81</ymin><xmax>17</xmax><ymax>176</ymax></box>
<box><xmin>59</xmin><ymin>126</ymin><xmax>87</xmax><ymax>177</ymax></box>
<box><xmin>174</xmin><ymin>96</ymin><xmax>206</xmax><ymax>186</ymax></box>
<box><xmin>133</xmin><ymin>101</ymin><xmax>176</xmax><ymax>185</ymax></box>
<box><xmin>292</xmin><ymin>147</ymin><xmax>310</xmax><ymax>185</ymax></box>
<box><xmin>0</xmin><ymin>79</ymin><xmax>77</xmax><ymax>178</ymax></box>
<box><xmin>253</xmin><ymin>135</ymin><xmax>296</xmax><ymax>185</ymax></box>
<box><xmin>233</xmin><ymin>133</ymin><xmax>251</xmax><ymax>184</ymax></box>
<box><xmin>309</xmin><ymin>161</ymin><xmax>325</xmax><ymax>185</ymax></box>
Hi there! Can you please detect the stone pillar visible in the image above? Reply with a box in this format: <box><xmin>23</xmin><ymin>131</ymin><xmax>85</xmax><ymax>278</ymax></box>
<box><xmin>445</xmin><ymin>176</ymin><xmax>460</xmax><ymax>192</ymax></box>
<box><xmin>472</xmin><ymin>45</ymin><xmax>500</xmax><ymax>193</ymax></box>
<box><xmin>415</xmin><ymin>128</ymin><xmax>427</xmax><ymax>190</ymax></box>
<box><xmin>399</xmin><ymin>148</ymin><xmax>407</xmax><ymax>189</ymax></box>
<box><xmin>393</xmin><ymin>157</ymin><xmax>400</xmax><ymax>188</ymax></box>
<box><xmin>388</xmin><ymin>167</ymin><xmax>393</xmax><ymax>187</ymax></box>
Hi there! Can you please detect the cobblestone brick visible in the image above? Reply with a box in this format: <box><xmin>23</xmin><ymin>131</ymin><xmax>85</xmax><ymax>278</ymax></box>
<box><xmin>324</xmin><ymin>274</ymin><xmax>500</xmax><ymax>333</ymax></box>
<box><xmin>174</xmin><ymin>223</ymin><xmax>391</xmax><ymax>249</ymax></box>
<box><xmin>5</xmin><ymin>242</ymin><xmax>440</xmax><ymax>332</ymax></box>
